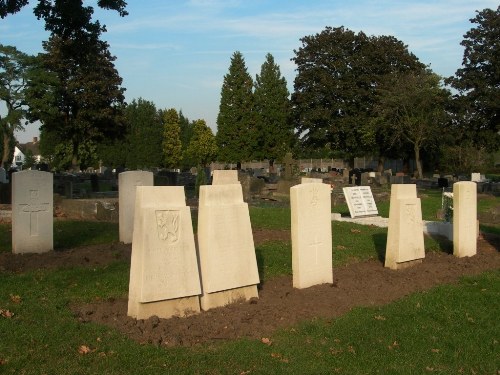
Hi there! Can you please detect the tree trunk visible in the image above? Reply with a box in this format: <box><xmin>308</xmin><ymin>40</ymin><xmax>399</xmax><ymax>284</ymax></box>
<box><xmin>414</xmin><ymin>144</ymin><xmax>423</xmax><ymax>179</ymax></box>
<box><xmin>1</xmin><ymin>130</ymin><xmax>12</xmax><ymax>169</ymax></box>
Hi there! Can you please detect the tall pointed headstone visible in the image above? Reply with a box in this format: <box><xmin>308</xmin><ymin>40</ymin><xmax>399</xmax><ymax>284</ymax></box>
<box><xmin>385</xmin><ymin>184</ymin><xmax>425</xmax><ymax>269</ymax></box>
<box><xmin>128</xmin><ymin>186</ymin><xmax>201</xmax><ymax>319</ymax></box>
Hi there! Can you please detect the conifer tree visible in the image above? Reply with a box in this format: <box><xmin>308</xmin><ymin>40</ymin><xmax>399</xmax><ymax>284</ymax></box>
<box><xmin>254</xmin><ymin>53</ymin><xmax>293</xmax><ymax>162</ymax></box>
<box><xmin>216</xmin><ymin>51</ymin><xmax>256</xmax><ymax>163</ymax></box>
<box><xmin>162</xmin><ymin>108</ymin><xmax>182</xmax><ymax>169</ymax></box>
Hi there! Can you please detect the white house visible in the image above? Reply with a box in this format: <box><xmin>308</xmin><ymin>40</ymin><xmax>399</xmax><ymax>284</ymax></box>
<box><xmin>11</xmin><ymin>137</ymin><xmax>42</xmax><ymax>169</ymax></box>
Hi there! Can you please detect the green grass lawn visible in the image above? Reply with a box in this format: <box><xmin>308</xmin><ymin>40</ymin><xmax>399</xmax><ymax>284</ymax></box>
<box><xmin>0</xmin><ymin>193</ymin><xmax>498</xmax><ymax>373</ymax></box>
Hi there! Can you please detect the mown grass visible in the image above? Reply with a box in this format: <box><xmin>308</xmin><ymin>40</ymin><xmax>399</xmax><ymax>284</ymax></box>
<box><xmin>0</xmin><ymin>193</ymin><xmax>497</xmax><ymax>373</ymax></box>
<box><xmin>1</xmin><ymin>264</ymin><xmax>498</xmax><ymax>374</ymax></box>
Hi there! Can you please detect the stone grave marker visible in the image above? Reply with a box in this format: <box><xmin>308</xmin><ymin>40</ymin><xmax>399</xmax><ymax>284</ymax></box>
<box><xmin>0</xmin><ymin>167</ymin><xmax>6</xmax><ymax>183</ymax></box>
<box><xmin>301</xmin><ymin>177</ymin><xmax>322</xmax><ymax>184</ymax></box>
<box><xmin>128</xmin><ymin>186</ymin><xmax>201</xmax><ymax>319</ymax></box>
<box><xmin>291</xmin><ymin>183</ymin><xmax>333</xmax><ymax>289</ymax></box>
<box><xmin>212</xmin><ymin>169</ymin><xmax>238</xmax><ymax>185</ymax></box>
<box><xmin>343</xmin><ymin>186</ymin><xmax>378</xmax><ymax>218</ymax></box>
<box><xmin>385</xmin><ymin>184</ymin><xmax>425</xmax><ymax>270</ymax></box>
<box><xmin>12</xmin><ymin>170</ymin><xmax>53</xmax><ymax>254</ymax></box>
<box><xmin>453</xmin><ymin>181</ymin><xmax>477</xmax><ymax>257</ymax></box>
<box><xmin>470</xmin><ymin>172</ymin><xmax>481</xmax><ymax>182</ymax></box>
<box><xmin>119</xmin><ymin>171</ymin><xmax>153</xmax><ymax>244</ymax></box>
<box><xmin>197</xmin><ymin>184</ymin><xmax>260</xmax><ymax>310</ymax></box>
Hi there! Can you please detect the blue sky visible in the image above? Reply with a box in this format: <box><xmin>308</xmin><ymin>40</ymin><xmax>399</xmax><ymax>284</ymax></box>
<box><xmin>1</xmin><ymin>0</ymin><xmax>498</xmax><ymax>143</ymax></box>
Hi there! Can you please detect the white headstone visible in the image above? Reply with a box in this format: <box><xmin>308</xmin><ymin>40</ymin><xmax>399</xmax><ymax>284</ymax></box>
<box><xmin>471</xmin><ymin>172</ymin><xmax>481</xmax><ymax>182</ymax></box>
<box><xmin>453</xmin><ymin>181</ymin><xmax>477</xmax><ymax>257</ymax></box>
<box><xmin>385</xmin><ymin>184</ymin><xmax>425</xmax><ymax>269</ymax></box>
<box><xmin>119</xmin><ymin>171</ymin><xmax>154</xmax><ymax>244</ymax></box>
<box><xmin>212</xmin><ymin>170</ymin><xmax>239</xmax><ymax>185</ymax></box>
<box><xmin>301</xmin><ymin>177</ymin><xmax>322</xmax><ymax>184</ymax></box>
<box><xmin>0</xmin><ymin>167</ymin><xmax>6</xmax><ymax>183</ymax></box>
<box><xmin>197</xmin><ymin>184</ymin><xmax>260</xmax><ymax>310</ymax></box>
<box><xmin>12</xmin><ymin>170</ymin><xmax>53</xmax><ymax>253</ymax></box>
<box><xmin>343</xmin><ymin>186</ymin><xmax>378</xmax><ymax>218</ymax></box>
<box><xmin>291</xmin><ymin>183</ymin><xmax>333</xmax><ymax>289</ymax></box>
<box><xmin>128</xmin><ymin>186</ymin><xmax>201</xmax><ymax>319</ymax></box>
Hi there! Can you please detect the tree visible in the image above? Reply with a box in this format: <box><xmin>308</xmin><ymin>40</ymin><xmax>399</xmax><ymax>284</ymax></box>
<box><xmin>161</xmin><ymin>108</ymin><xmax>182</xmax><ymax>169</ymax></box>
<box><xmin>216</xmin><ymin>51</ymin><xmax>256</xmax><ymax>163</ymax></box>
<box><xmin>254</xmin><ymin>53</ymin><xmax>293</xmax><ymax>162</ymax></box>
<box><xmin>0</xmin><ymin>44</ymin><xmax>30</xmax><ymax>168</ymax></box>
<box><xmin>291</xmin><ymin>27</ymin><xmax>425</xmax><ymax>162</ymax></box>
<box><xmin>186</xmin><ymin>119</ymin><xmax>217</xmax><ymax>167</ymax></box>
<box><xmin>447</xmin><ymin>6</ymin><xmax>500</xmax><ymax>151</ymax></box>
<box><xmin>22</xmin><ymin>148</ymin><xmax>35</xmax><ymax>169</ymax></box>
<box><xmin>372</xmin><ymin>70</ymin><xmax>450</xmax><ymax>178</ymax></box>
<box><xmin>124</xmin><ymin>98</ymin><xmax>162</xmax><ymax>169</ymax></box>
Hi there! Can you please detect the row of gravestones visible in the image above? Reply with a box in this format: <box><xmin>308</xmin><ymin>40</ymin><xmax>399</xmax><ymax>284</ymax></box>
<box><xmin>10</xmin><ymin>170</ymin><xmax>477</xmax><ymax>320</ymax></box>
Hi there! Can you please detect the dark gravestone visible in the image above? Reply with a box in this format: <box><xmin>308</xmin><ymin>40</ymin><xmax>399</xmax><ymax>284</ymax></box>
<box><xmin>437</xmin><ymin>177</ymin><xmax>448</xmax><ymax>188</ymax></box>
<box><xmin>90</xmin><ymin>174</ymin><xmax>99</xmax><ymax>192</ymax></box>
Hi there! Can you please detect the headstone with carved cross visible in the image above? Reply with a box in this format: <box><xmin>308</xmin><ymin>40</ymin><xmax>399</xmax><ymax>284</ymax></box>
<box><xmin>128</xmin><ymin>186</ymin><xmax>201</xmax><ymax>319</ymax></box>
<box><xmin>119</xmin><ymin>171</ymin><xmax>154</xmax><ymax>244</ymax></box>
<box><xmin>290</xmin><ymin>182</ymin><xmax>333</xmax><ymax>289</ymax></box>
<box><xmin>12</xmin><ymin>170</ymin><xmax>53</xmax><ymax>254</ymax></box>
<box><xmin>385</xmin><ymin>184</ymin><xmax>425</xmax><ymax>270</ymax></box>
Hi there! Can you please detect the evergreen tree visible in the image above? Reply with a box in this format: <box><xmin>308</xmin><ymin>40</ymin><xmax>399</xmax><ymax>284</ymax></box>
<box><xmin>125</xmin><ymin>98</ymin><xmax>162</xmax><ymax>169</ymax></box>
<box><xmin>161</xmin><ymin>108</ymin><xmax>182</xmax><ymax>169</ymax></box>
<box><xmin>254</xmin><ymin>53</ymin><xmax>293</xmax><ymax>162</ymax></box>
<box><xmin>447</xmin><ymin>6</ymin><xmax>500</xmax><ymax>151</ymax></box>
<box><xmin>216</xmin><ymin>51</ymin><xmax>256</xmax><ymax>163</ymax></box>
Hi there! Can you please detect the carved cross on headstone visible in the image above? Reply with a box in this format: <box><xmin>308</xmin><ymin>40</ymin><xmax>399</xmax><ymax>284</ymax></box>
<box><xmin>19</xmin><ymin>190</ymin><xmax>49</xmax><ymax>236</ymax></box>
<box><xmin>283</xmin><ymin>152</ymin><xmax>295</xmax><ymax>180</ymax></box>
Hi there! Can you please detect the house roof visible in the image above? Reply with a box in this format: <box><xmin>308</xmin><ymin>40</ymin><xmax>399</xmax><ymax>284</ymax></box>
<box><xmin>19</xmin><ymin>138</ymin><xmax>40</xmax><ymax>156</ymax></box>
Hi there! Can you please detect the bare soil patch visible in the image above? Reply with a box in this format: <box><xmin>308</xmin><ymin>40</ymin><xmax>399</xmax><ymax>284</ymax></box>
<box><xmin>1</xmin><ymin>229</ymin><xmax>498</xmax><ymax>348</ymax></box>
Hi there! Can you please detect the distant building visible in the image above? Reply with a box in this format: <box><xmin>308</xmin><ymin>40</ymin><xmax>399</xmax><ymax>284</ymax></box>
<box><xmin>11</xmin><ymin>137</ymin><xmax>42</xmax><ymax>169</ymax></box>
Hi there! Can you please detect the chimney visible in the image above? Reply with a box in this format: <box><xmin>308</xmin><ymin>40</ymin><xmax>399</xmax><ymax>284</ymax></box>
<box><xmin>33</xmin><ymin>137</ymin><xmax>38</xmax><ymax>143</ymax></box>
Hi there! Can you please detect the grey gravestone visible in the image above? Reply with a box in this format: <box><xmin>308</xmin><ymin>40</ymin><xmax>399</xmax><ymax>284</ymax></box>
<box><xmin>0</xmin><ymin>167</ymin><xmax>6</xmax><ymax>183</ymax></box>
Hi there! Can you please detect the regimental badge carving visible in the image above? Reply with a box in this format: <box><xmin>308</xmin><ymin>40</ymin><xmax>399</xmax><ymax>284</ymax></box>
<box><xmin>155</xmin><ymin>210</ymin><xmax>180</xmax><ymax>244</ymax></box>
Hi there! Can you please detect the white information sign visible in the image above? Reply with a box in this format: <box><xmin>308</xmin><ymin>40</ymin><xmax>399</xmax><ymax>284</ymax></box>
<box><xmin>343</xmin><ymin>186</ymin><xmax>378</xmax><ymax>218</ymax></box>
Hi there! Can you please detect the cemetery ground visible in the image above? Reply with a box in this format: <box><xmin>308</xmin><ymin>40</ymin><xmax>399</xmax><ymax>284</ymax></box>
<box><xmin>0</xmin><ymin>190</ymin><xmax>499</xmax><ymax>374</ymax></box>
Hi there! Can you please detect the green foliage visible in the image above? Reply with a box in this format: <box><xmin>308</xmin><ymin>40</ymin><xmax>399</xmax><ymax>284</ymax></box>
<box><xmin>124</xmin><ymin>98</ymin><xmax>162</xmax><ymax>169</ymax></box>
<box><xmin>185</xmin><ymin>119</ymin><xmax>217</xmax><ymax>167</ymax></box>
<box><xmin>194</xmin><ymin>166</ymin><xmax>206</xmax><ymax>197</ymax></box>
<box><xmin>26</xmin><ymin>35</ymin><xmax>126</xmax><ymax>170</ymax></box>
<box><xmin>254</xmin><ymin>53</ymin><xmax>293</xmax><ymax>161</ymax></box>
<box><xmin>447</xmin><ymin>6</ymin><xmax>500</xmax><ymax>152</ymax></box>
<box><xmin>216</xmin><ymin>51</ymin><xmax>256</xmax><ymax>163</ymax></box>
<box><xmin>372</xmin><ymin>70</ymin><xmax>451</xmax><ymax>178</ymax></box>
<box><xmin>21</xmin><ymin>148</ymin><xmax>35</xmax><ymax>169</ymax></box>
<box><xmin>161</xmin><ymin>108</ymin><xmax>182</xmax><ymax>168</ymax></box>
<box><xmin>291</xmin><ymin>27</ymin><xmax>425</xmax><ymax>159</ymax></box>
<box><xmin>0</xmin><ymin>44</ymin><xmax>31</xmax><ymax>168</ymax></box>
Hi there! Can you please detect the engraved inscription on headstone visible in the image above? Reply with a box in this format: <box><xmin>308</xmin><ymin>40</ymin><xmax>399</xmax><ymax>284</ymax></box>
<box><xmin>343</xmin><ymin>186</ymin><xmax>379</xmax><ymax>218</ymax></box>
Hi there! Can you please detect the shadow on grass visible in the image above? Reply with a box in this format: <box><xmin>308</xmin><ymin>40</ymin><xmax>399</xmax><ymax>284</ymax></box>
<box><xmin>255</xmin><ymin>247</ymin><xmax>266</xmax><ymax>289</ymax></box>
<box><xmin>426</xmin><ymin>234</ymin><xmax>453</xmax><ymax>254</ymax></box>
<box><xmin>53</xmin><ymin>221</ymin><xmax>118</xmax><ymax>251</ymax></box>
<box><xmin>372</xmin><ymin>233</ymin><xmax>387</xmax><ymax>263</ymax></box>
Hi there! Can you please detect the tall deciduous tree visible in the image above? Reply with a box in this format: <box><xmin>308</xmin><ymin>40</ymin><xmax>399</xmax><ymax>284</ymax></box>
<box><xmin>254</xmin><ymin>53</ymin><xmax>293</xmax><ymax>162</ymax></box>
<box><xmin>0</xmin><ymin>44</ymin><xmax>30</xmax><ymax>168</ymax></box>
<box><xmin>373</xmin><ymin>70</ymin><xmax>450</xmax><ymax>178</ymax></box>
<box><xmin>162</xmin><ymin>108</ymin><xmax>182</xmax><ymax>169</ymax></box>
<box><xmin>447</xmin><ymin>6</ymin><xmax>500</xmax><ymax>151</ymax></box>
<box><xmin>186</xmin><ymin>119</ymin><xmax>217</xmax><ymax>167</ymax></box>
<box><xmin>291</xmin><ymin>27</ymin><xmax>425</xmax><ymax>162</ymax></box>
<box><xmin>216</xmin><ymin>51</ymin><xmax>256</xmax><ymax>163</ymax></box>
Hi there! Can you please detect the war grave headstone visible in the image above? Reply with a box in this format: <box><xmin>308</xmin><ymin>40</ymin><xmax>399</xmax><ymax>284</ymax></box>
<box><xmin>119</xmin><ymin>171</ymin><xmax>153</xmax><ymax>244</ymax></box>
<box><xmin>385</xmin><ymin>184</ymin><xmax>425</xmax><ymax>270</ymax></box>
<box><xmin>470</xmin><ymin>172</ymin><xmax>481</xmax><ymax>182</ymax></box>
<box><xmin>212</xmin><ymin>169</ymin><xmax>238</xmax><ymax>185</ymax></box>
<box><xmin>342</xmin><ymin>186</ymin><xmax>378</xmax><ymax>218</ymax></box>
<box><xmin>128</xmin><ymin>186</ymin><xmax>201</xmax><ymax>319</ymax></box>
<box><xmin>453</xmin><ymin>181</ymin><xmax>477</xmax><ymax>258</ymax></box>
<box><xmin>197</xmin><ymin>184</ymin><xmax>260</xmax><ymax>311</ymax></box>
<box><xmin>12</xmin><ymin>170</ymin><xmax>53</xmax><ymax>254</ymax></box>
<box><xmin>291</xmin><ymin>183</ymin><xmax>333</xmax><ymax>289</ymax></box>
